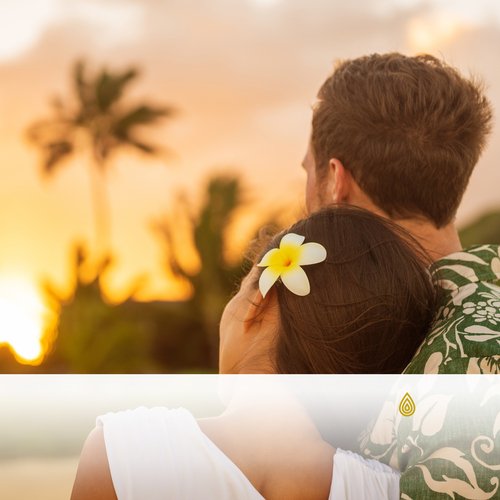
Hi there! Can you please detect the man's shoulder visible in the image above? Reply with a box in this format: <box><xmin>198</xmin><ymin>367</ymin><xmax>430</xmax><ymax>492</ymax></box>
<box><xmin>430</xmin><ymin>244</ymin><xmax>500</xmax><ymax>288</ymax></box>
<box><xmin>405</xmin><ymin>245</ymin><xmax>500</xmax><ymax>374</ymax></box>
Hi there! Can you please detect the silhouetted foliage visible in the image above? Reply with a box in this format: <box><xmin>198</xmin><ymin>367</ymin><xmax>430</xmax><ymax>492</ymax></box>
<box><xmin>156</xmin><ymin>174</ymin><xmax>281</xmax><ymax>369</ymax></box>
<box><xmin>30</xmin><ymin>175</ymin><xmax>279</xmax><ymax>373</ymax></box>
<box><xmin>16</xmin><ymin>58</ymin><xmax>291</xmax><ymax>373</ymax></box>
<box><xmin>459</xmin><ymin>210</ymin><xmax>500</xmax><ymax>247</ymax></box>
<box><xmin>8</xmin><ymin>242</ymin><xmax>214</xmax><ymax>374</ymax></box>
<box><xmin>38</xmin><ymin>246</ymin><xmax>160</xmax><ymax>373</ymax></box>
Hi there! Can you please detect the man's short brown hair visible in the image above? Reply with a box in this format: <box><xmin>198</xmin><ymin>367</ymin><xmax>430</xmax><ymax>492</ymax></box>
<box><xmin>311</xmin><ymin>53</ymin><xmax>493</xmax><ymax>227</ymax></box>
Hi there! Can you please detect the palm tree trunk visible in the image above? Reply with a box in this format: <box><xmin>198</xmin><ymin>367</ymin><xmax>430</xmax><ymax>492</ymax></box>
<box><xmin>89</xmin><ymin>154</ymin><xmax>111</xmax><ymax>259</ymax></box>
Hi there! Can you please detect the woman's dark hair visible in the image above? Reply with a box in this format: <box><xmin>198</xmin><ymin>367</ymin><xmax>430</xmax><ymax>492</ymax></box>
<box><xmin>254</xmin><ymin>205</ymin><xmax>438</xmax><ymax>374</ymax></box>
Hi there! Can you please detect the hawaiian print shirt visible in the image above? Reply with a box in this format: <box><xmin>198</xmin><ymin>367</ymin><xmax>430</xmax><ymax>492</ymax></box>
<box><xmin>405</xmin><ymin>244</ymin><xmax>500</xmax><ymax>374</ymax></box>
<box><xmin>361</xmin><ymin>245</ymin><xmax>500</xmax><ymax>499</ymax></box>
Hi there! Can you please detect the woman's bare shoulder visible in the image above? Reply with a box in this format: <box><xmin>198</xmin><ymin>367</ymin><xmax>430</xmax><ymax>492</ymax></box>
<box><xmin>71</xmin><ymin>426</ymin><xmax>118</xmax><ymax>500</ymax></box>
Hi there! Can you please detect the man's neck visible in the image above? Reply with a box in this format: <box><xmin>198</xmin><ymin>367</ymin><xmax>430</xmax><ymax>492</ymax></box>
<box><xmin>341</xmin><ymin>187</ymin><xmax>462</xmax><ymax>262</ymax></box>
<box><xmin>395</xmin><ymin>218</ymin><xmax>462</xmax><ymax>262</ymax></box>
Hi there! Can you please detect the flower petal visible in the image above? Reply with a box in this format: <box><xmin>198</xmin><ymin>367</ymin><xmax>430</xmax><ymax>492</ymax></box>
<box><xmin>280</xmin><ymin>233</ymin><xmax>305</xmax><ymax>247</ymax></box>
<box><xmin>281</xmin><ymin>266</ymin><xmax>310</xmax><ymax>296</ymax></box>
<box><xmin>257</xmin><ymin>248</ymin><xmax>280</xmax><ymax>267</ymax></box>
<box><xmin>298</xmin><ymin>242</ymin><xmax>327</xmax><ymax>265</ymax></box>
<box><xmin>259</xmin><ymin>267</ymin><xmax>280</xmax><ymax>298</ymax></box>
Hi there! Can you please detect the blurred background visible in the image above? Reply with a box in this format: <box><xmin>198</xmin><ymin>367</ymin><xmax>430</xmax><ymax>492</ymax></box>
<box><xmin>1</xmin><ymin>0</ymin><xmax>500</xmax><ymax>375</ymax></box>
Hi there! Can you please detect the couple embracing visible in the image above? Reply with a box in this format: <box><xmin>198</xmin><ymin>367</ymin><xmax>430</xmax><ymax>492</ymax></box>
<box><xmin>72</xmin><ymin>53</ymin><xmax>500</xmax><ymax>499</ymax></box>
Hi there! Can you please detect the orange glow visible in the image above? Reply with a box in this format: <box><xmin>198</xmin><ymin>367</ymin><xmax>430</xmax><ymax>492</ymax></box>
<box><xmin>0</xmin><ymin>276</ymin><xmax>53</xmax><ymax>364</ymax></box>
<box><xmin>0</xmin><ymin>0</ymin><xmax>498</xmax><ymax>373</ymax></box>
<box><xmin>407</xmin><ymin>13</ymin><xmax>469</xmax><ymax>52</ymax></box>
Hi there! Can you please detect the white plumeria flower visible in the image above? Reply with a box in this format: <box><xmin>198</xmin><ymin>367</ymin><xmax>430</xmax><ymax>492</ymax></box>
<box><xmin>257</xmin><ymin>233</ymin><xmax>327</xmax><ymax>298</ymax></box>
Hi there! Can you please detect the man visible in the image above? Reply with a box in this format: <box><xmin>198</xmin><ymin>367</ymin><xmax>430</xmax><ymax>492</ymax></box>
<box><xmin>304</xmin><ymin>52</ymin><xmax>499</xmax><ymax>374</ymax></box>
<box><xmin>304</xmin><ymin>53</ymin><xmax>500</xmax><ymax>498</ymax></box>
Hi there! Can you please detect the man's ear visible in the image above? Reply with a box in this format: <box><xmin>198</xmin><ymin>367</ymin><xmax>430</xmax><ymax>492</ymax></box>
<box><xmin>243</xmin><ymin>287</ymin><xmax>277</xmax><ymax>334</ymax></box>
<box><xmin>327</xmin><ymin>158</ymin><xmax>353</xmax><ymax>203</ymax></box>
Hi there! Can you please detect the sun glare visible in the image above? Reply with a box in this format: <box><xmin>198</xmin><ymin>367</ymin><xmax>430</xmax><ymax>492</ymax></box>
<box><xmin>0</xmin><ymin>277</ymin><xmax>49</xmax><ymax>364</ymax></box>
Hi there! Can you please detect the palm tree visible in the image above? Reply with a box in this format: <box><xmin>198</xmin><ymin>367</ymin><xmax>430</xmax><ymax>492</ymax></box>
<box><xmin>156</xmin><ymin>175</ymin><xmax>282</xmax><ymax>368</ymax></box>
<box><xmin>27</xmin><ymin>60</ymin><xmax>175</xmax><ymax>256</ymax></box>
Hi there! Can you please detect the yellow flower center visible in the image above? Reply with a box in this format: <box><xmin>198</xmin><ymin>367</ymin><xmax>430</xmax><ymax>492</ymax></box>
<box><xmin>266</xmin><ymin>244</ymin><xmax>302</xmax><ymax>273</ymax></box>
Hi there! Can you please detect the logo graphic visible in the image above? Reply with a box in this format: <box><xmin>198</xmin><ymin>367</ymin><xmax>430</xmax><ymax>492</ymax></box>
<box><xmin>399</xmin><ymin>392</ymin><xmax>416</xmax><ymax>417</ymax></box>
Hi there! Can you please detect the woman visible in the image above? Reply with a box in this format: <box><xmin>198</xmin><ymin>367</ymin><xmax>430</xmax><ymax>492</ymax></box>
<box><xmin>71</xmin><ymin>206</ymin><xmax>437</xmax><ymax>500</ymax></box>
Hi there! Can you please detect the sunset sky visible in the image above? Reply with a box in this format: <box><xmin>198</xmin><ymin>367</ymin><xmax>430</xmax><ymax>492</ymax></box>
<box><xmin>1</xmin><ymin>0</ymin><xmax>500</xmax><ymax>360</ymax></box>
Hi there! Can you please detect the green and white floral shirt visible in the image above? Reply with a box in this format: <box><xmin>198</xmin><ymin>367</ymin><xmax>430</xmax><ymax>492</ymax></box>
<box><xmin>405</xmin><ymin>244</ymin><xmax>500</xmax><ymax>374</ymax></box>
<box><xmin>361</xmin><ymin>245</ymin><xmax>500</xmax><ymax>499</ymax></box>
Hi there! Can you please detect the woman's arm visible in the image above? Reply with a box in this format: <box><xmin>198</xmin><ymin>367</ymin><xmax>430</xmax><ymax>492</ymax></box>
<box><xmin>71</xmin><ymin>427</ymin><xmax>118</xmax><ymax>500</ymax></box>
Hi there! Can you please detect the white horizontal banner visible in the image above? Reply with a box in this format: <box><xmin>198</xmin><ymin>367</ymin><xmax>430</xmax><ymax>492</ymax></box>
<box><xmin>0</xmin><ymin>375</ymin><xmax>499</xmax><ymax>500</ymax></box>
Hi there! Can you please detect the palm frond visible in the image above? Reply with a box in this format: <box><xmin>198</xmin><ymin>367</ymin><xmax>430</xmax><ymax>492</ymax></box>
<box><xmin>113</xmin><ymin>104</ymin><xmax>174</xmax><ymax>138</ymax></box>
<box><xmin>42</xmin><ymin>140</ymin><xmax>74</xmax><ymax>176</ymax></box>
<box><xmin>154</xmin><ymin>219</ymin><xmax>193</xmax><ymax>281</ymax></box>
<box><xmin>96</xmin><ymin>67</ymin><xmax>139</xmax><ymax>113</ymax></box>
<box><xmin>26</xmin><ymin>120</ymin><xmax>48</xmax><ymax>145</ymax></box>
<box><xmin>49</xmin><ymin>96</ymin><xmax>70</xmax><ymax>120</ymax></box>
<box><xmin>124</xmin><ymin>139</ymin><xmax>158</xmax><ymax>155</ymax></box>
<box><xmin>73</xmin><ymin>60</ymin><xmax>92</xmax><ymax>110</ymax></box>
<box><xmin>26</xmin><ymin>119</ymin><xmax>72</xmax><ymax>145</ymax></box>
<box><xmin>194</xmin><ymin>176</ymin><xmax>245</xmax><ymax>266</ymax></box>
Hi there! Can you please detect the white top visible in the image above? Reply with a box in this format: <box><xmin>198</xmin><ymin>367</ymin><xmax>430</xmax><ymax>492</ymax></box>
<box><xmin>97</xmin><ymin>407</ymin><xmax>399</xmax><ymax>500</ymax></box>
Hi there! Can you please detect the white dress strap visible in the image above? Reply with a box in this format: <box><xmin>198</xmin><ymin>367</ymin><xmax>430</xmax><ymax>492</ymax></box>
<box><xmin>329</xmin><ymin>448</ymin><xmax>400</xmax><ymax>500</ymax></box>
<box><xmin>96</xmin><ymin>407</ymin><xmax>265</xmax><ymax>500</ymax></box>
